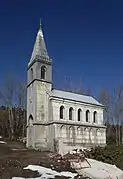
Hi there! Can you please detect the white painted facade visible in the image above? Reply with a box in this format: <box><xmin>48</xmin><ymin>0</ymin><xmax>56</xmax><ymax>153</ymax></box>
<box><xmin>26</xmin><ymin>24</ymin><xmax>106</xmax><ymax>154</ymax></box>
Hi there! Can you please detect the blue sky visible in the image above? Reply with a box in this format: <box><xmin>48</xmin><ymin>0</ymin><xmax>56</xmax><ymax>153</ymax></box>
<box><xmin>0</xmin><ymin>0</ymin><xmax>123</xmax><ymax>97</ymax></box>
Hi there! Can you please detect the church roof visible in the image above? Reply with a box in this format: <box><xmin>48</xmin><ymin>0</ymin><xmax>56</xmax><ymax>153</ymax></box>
<box><xmin>29</xmin><ymin>22</ymin><xmax>51</xmax><ymax>65</ymax></box>
<box><xmin>51</xmin><ymin>89</ymin><xmax>103</xmax><ymax>107</ymax></box>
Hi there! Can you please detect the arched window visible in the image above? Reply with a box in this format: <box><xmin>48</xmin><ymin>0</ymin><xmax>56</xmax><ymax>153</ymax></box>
<box><xmin>77</xmin><ymin>127</ymin><xmax>81</xmax><ymax>136</ymax></box>
<box><xmin>30</xmin><ymin>68</ymin><xmax>33</xmax><ymax>81</ymax></box>
<box><xmin>69</xmin><ymin>126</ymin><xmax>74</xmax><ymax>139</ymax></box>
<box><xmin>60</xmin><ymin>106</ymin><xmax>64</xmax><ymax>119</ymax></box>
<box><xmin>69</xmin><ymin>107</ymin><xmax>73</xmax><ymax>120</ymax></box>
<box><xmin>86</xmin><ymin>110</ymin><xmax>90</xmax><ymax>122</ymax></box>
<box><xmin>29</xmin><ymin>114</ymin><xmax>33</xmax><ymax>120</ymax></box>
<box><xmin>78</xmin><ymin>108</ymin><xmax>82</xmax><ymax>121</ymax></box>
<box><xmin>41</xmin><ymin>66</ymin><xmax>46</xmax><ymax>79</ymax></box>
<box><xmin>60</xmin><ymin>125</ymin><xmax>66</xmax><ymax>138</ymax></box>
<box><xmin>93</xmin><ymin>111</ymin><xmax>97</xmax><ymax>123</ymax></box>
<box><xmin>28</xmin><ymin>114</ymin><xmax>33</xmax><ymax>126</ymax></box>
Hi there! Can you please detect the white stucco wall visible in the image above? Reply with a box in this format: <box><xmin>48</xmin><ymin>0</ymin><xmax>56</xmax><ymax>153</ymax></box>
<box><xmin>27</xmin><ymin>81</ymin><xmax>52</xmax><ymax>149</ymax></box>
<box><xmin>50</xmin><ymin>98</ymin><xmax>106</xmax><ymax>154</ymax></box>
<box><xmin>36</xmin><ymin>81</ymin><xmax>52</xmax><ymax>122</ymax></box>
<box><xmin>51</xmin><ymin>98</ymin><xmax>104</xmax><ymax>125</ymax></box>
<box><xmin>27</xmin><ymin>83</ymin><xmax>36</xmax><ymax>122</ymax></box>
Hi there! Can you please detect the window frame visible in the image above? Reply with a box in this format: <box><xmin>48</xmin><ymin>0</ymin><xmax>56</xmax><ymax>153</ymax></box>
<box><xmin>93</xmin><ymin>111</ymin><xmax>97</xmax><ymax>123</ymax></box>
<box><xmin>69</xmin><ymin>107</ymin><xmax>73</xmax><ymax>120</ymax></box>
<box><xmin>41</xmin><ymin>66</ymin><xmax>46</xmax><ymax>79</ymax></box>
<box><xmin>86</xmin><ymin>110</ymin><xmax>90</xmax><ymax>122</ymax></box>
<box><xmin>78</xmin><ymin>108</ymin><xmax>82</xmax><ymax>121</ymax></box>
<box><xmin>30</xmin><ymin>68</ymin><xmax>33</xmax><ymax>81</ymax></box>
<box><xmin>60</xmin><ymin>106</ymin><xmax>64</xmax><ymax>119</ymax></box>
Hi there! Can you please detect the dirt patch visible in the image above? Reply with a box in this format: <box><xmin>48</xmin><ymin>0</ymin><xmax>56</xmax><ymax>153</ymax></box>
<box><xmin>0</xmin><ymin>141</ymin><xmax>77</xmax><ymax>179</ymax></box>
<box><xmin>1</xmin><ymin>168</ymin><xmax>40</xmax><ymax>179</ymax></box>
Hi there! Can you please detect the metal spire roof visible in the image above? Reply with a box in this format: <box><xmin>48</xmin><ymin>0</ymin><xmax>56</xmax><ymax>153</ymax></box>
<box><xmin>29</xmin><ymin>22</ymin><xmax>51</xmax><ymax>64</ymax></box>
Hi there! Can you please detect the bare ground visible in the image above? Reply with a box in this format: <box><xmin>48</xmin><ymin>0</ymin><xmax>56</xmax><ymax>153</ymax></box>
<box><xmin>0</xmin><ymin>140</ymin><xmax>77</xmax><ymax>179</ymax></box>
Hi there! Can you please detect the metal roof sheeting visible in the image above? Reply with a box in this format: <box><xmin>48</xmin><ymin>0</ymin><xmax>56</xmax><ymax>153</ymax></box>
<box><xmin>51</xmin><ymin>89</ymin><xmax>103</xmax><ymax>107</ymax></box>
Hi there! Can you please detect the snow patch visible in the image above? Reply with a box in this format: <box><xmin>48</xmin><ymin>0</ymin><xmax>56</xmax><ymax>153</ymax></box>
<box><xmin>13</xmin><ymin>178</ymin><xmax>41</xmax><ymax>179</ymax></box>
<box><xmin>71</xmin><ymin>158</ymin><xmax>123</xmax><ymax>179</ymax></box>
<box><xmin>12</xmin><ymin>148</ymin><xmax>27</xmax><ymax>151</ymax></box>
<box><xmin>69</xmin><ymin>147</ymin><xmax>91</xmax><ymax>155</ymax></box>
<box><xmin>12</xmin><ymin>165</ymin><xmax>77</xmax><ymax>179</ymax></box>
<box><xmin>24</xmin><ymin>165</ymin><xmax>77</xmax><ymax>178</ymax></box>
<box><xmin>0</xmin><ymin>141</ymin><xmax>6</xmax><ymax>144</ymax></box>
<box><xmin>60</xmin><ymin>171</ymin><xmax>77</xmax><ymax>178</ymax></box>
<box><xmin>13</xmin><ymin>178</ymin><xmax>26</xmax><ymax>179</ymax></box>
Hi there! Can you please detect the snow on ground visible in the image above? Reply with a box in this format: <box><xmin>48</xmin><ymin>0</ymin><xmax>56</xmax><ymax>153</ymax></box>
<box><xmin>12</xmin><ymin>158</ymin><xmax>123</xmax><ymax>179</ymax></box>
<box><xmin>69</xmin><ymin>147</ymin><xmax>91</xmax><ymax>155</ymax></box>
<box><xmin>0</xmin><ymin>141</ymin><xmax>6</xmax><ymax>144</ymax></box>
<box><xmin>87</xmin><ymin>158</ymin><xmax>123</xmax><ymax>179</ymax></box>
<box><xmin>13</xmin><ymin>178</ymin><xmax>29</xmax><ymax>179</ymax></box>
<box><xmin>12</xmin><ymin>165</ymin><xmax>77</xmax><ymax>179</ymax></box>
<box><xmin>65</xmin><ymin>148</ymin><xmax>123</xmax><ymax>178</ymax></box>
<box><xmin>11</xmin><ymin>147</ymin><xmax>123</xmax><ymax>179</ymax></box>
<box><xmin>71</xmin><ymin>158</ymin><xmax>123</xmax><ymax>179</ymax></box>
<box><xmin>12</xmin><ymin>148</ymin><xmax>27</xmax><ymax>151</ymax></box>
<box><xmin>0</xmin><ymin>136</ymin><xmax>7</xmax><ymax>144</ymax></box>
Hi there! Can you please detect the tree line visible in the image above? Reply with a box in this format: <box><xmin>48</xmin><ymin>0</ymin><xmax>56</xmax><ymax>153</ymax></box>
<box><xmin>0</xmin><ymin>76</ymin><xmax>26</xmax><ymax>140</ymax></box>
<box><xmin>99</xmin><ymin>87</ymin><xmax>123</xmax><ymax>145</ymax></box>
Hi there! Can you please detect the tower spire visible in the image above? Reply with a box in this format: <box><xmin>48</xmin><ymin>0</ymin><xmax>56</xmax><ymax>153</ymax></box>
<box><xmin>29</xmin><ymin>22</ymin><xmax>51</xmax><ymax>65</ymax></box>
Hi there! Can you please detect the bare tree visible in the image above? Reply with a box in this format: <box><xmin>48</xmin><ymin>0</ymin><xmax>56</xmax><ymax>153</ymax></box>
<box><xmin>63</xmin><ymin>77</ymin><xmax>76</xmax><ymax>93</ymax></box>
<box><xmin>63</xmin><ymin>76</ymin><xmax>84</xmax><ymax>94</ymax></box>
<box><xmin>0</xmin><ymin>75</ymin><xmax>17</xmax><ymax>139</ymax></box>
<box><xmin>99</xmin><ymin>89</ymin><xmax>112</xmax><ymax>125</ymax></box>
<box><xmin>85</xmin><ymin>87</ymin><xmax>92</xmax><ymax>96</ymax></box>
<box><xmin>112</xmin><ymin>86</ymin><xmax>123</xmax><ymax>145</ymax></box>
<box><xmin>99</xmin><ymin>86</ymin><xmax>123</xmax><ymax>145</ymax></box>
<box><xmin>17</xmin><ymin>83</ymin><xmax>27</xmax><ymax>138</ymax></box>
<box><xmin>0</xmin><ymin>75</ymin><xmax>26</xmax><ymax>140</ymax></box>
<box><xmin>75</xmin><ymin>78</ymin><xmax>84</xmax><ymax>94</ymax></box>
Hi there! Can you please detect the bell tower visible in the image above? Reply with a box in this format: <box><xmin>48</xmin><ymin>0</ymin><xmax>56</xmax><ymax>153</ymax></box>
<box><xmin>27</xmin><ymin>22</ymin><xmax>52</xmax><ymax>148</ymax></box>
<box><xmin>27</xmin><ymin>22</ymin><xmax>52</xmax><ymax>85</ymax></box>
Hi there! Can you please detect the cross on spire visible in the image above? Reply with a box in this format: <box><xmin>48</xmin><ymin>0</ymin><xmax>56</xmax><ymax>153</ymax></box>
<box><xmin>39</xmin><ymin>18</ymin><xmax>42</xmax><ymax>29</ymax></box>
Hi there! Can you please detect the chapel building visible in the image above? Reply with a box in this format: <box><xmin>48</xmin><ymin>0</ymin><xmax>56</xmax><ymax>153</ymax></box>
<box><xmin>26</xmin><ymin>24</ymin><xmax>106</xmax><ymax>154</ymax></box>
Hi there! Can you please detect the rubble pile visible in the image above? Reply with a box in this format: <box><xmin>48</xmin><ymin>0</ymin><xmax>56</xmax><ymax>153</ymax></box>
<box><xmin>48</xmin><ymin>150</ymin><xmax>89</xmax><ymax>177</ymax></box>
<box><xmin>48</xmin><ymin>153</ymin><xmax>76</xmax><ymax>173</ymax></box>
